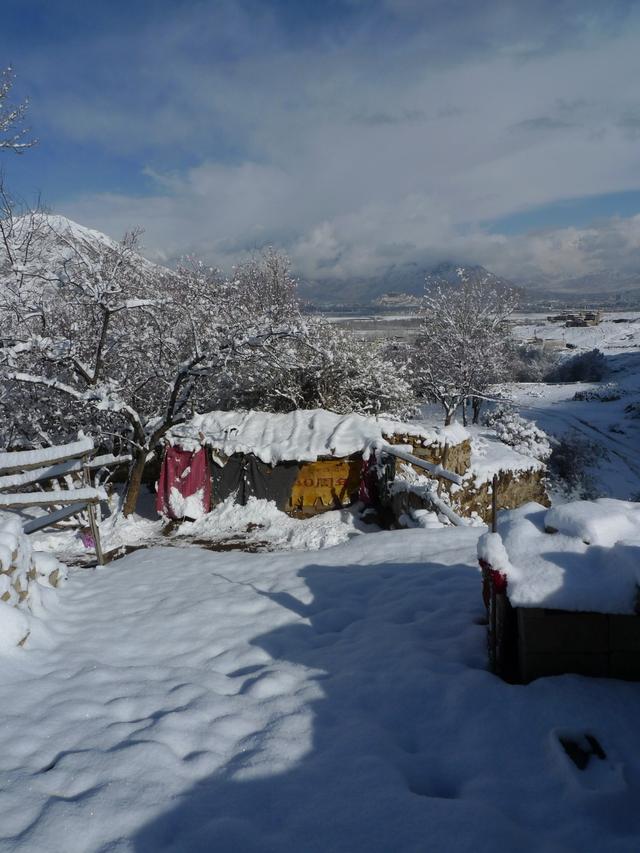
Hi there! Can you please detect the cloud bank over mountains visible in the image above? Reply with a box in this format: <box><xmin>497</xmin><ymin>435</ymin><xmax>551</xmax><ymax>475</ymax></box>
<box><xmin>5</xmin><ymin>0</ymin><xmax>640</xmax><ymax>286</ymax></box>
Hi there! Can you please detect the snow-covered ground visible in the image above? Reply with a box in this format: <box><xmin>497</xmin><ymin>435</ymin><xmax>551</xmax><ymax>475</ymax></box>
<box><xmin>505</xmin><ymin>313</ymin><xmax>640</xmax><ymax>500</ymax></box>
<box><xmin>28</xmin><ymin>494</ymin><xmax>376</xmax><ymax>565</ymax></box>
<box><xmin>2</xmin><ymin>312</ymin><xmax>640</xmax><ymax>852</ymax></box>
<box><xmin>2</xmin><ymin>525</ymin><xmax>640</xmax><ymax>852</ymax></box>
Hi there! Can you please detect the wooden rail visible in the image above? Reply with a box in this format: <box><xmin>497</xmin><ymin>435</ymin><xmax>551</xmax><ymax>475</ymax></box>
<box><xmin>378</xmin><ymin>444</ymin><xmax>463</xmax><ymax>485</ymax></box>
<box><xmin>0</xmin><ymin>438</ymin><xmax>118</xmax><ymax>565</ymax></box>
<box><xmin>377</xmin><ymin>443</ymin><xmax>468</xmax><ymax>527</ymax></box>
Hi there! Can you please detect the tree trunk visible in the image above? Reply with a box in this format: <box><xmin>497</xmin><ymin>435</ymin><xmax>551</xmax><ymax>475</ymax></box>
<box><xmin>472</xmin><ymin>396</ymin><xmax>482</xmax><ymax>424</ymax></box>
<box><xmin>123</xmin><ymin>450</ymin><xmax>147</xmax><ymax>517</ymax></box>
<box><xmin>461</xmin><ymin>400</ymin><xmax>468</xmax><ymax>426</ymax></box>
<box><xmin>444</xmin><ymin>408</ymin><xmax>453</xmax><ymax>426</ymax></box>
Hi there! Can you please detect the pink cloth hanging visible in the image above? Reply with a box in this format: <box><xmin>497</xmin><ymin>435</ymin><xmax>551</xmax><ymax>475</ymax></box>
<box><xmin>156</xmin><ymin>445</ymin><xmax>211</xmax><ymax>520</ymax></box>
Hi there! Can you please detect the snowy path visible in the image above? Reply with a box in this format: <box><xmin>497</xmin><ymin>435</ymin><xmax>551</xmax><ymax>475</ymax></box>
<box><xmin>525</xmin><ymin>404</ymin><xmax>640</xmax><ymax>477</ymax></box>
<box><xmin>2</xmin><ymin>531</ymin><xmax>640</xmax><ymax>852</ymax></box>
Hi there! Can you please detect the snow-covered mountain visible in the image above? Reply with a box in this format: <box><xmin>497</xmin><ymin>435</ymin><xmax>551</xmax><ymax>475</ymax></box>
<box><xmin>0</xmin><ymin>214</ymin><xmax>164</xmax><ymax>288</ymax></box>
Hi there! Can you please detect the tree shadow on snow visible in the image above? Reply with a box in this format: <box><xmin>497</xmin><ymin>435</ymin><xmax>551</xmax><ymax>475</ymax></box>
<box><xmin>129</xmin><ymin>554</ymin><xmax>544</xmax><ymax>853</ymax></box>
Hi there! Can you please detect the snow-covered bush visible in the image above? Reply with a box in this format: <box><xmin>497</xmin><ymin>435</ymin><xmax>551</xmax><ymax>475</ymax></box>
<box><xmin>507</xmin><ymin>343</ymin><xmax>559</xmax><ymax>383</ymax></box>
<box><xmin>547</xmin><ymin>349</ymin><xmax>607</xmax><ymax>383</ymax></box>
<box><xmin>573</xmin><ymin>383</ymin><xmax>622</xmax><ymax>402</ymax></box>
<box><xmin>483</xmin><ymin>406</ymin><xmax>551</xmax><ymax>462</ymax></box>
<box><xmin>223</xmin><ymin>320</ymin><xmax>417</xmax><ymax>419</ymax></box>
<box><xmin>548</xmin><ymin>432</ymin><xmax>604</xmax><ymax>500</ymax></box>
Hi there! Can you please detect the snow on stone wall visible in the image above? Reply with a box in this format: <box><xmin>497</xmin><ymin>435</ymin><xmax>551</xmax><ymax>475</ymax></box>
<box><xmin>0</xmin><ymin>513</ymin><xmax>67</xmax><ymax>649</ymax></box>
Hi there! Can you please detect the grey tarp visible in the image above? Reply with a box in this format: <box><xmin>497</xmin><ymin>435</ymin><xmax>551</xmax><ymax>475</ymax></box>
<box><xmin>211</xmin><ymin>453</ymin><xmax>301</xmax><ymax>511</ymax></box>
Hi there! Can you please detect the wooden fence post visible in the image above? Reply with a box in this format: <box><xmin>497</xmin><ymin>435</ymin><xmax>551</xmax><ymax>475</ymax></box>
<box><xmin>491</xmin><ymin>473</ymin><xmax>498</xmax><ymax>533</ymax></box>
<box><xmin>83</xmin><ymin>459</ymin><xmax>105</xmax><ymax>565</ymax></box>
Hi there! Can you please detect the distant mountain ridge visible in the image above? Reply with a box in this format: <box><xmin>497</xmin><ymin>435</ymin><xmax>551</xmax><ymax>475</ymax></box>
<box><xmin>4</xmin><ymin>216</ymin><xmax>639</xmax><ymax>309</ymax></box>
<box><xmin>299</xmin><ymin>260</ymin><xmax>517</xmax><ymax>307</ymax></box>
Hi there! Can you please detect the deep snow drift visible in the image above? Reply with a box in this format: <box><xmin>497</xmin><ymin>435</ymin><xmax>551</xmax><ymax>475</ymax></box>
<box><xmin>1</xmin><ymin>526</ymin><xmax>640</xmax><ymax>852</ymax></box>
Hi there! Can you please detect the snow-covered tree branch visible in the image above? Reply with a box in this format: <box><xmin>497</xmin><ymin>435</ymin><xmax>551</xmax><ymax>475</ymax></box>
<box><xmin>414</xmin><ymin>270</ymin><xmax>517</xmax><ymax>424</ymax></box>
<box><xmin>0</xmin><ymin>67</ymin><xmax>36</xmax><ymax>154</ymax></box>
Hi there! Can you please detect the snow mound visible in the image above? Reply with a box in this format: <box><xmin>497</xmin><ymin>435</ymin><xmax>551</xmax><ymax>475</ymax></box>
<box><xmin>176</xmin><ymin>496</ymin><xmax>365</xmax><ymax>550</ymax></box>
<box><xmin>467</xmin><ymin>427</ymin><xmax>545</xmax><ymax>486</ymax></box>
<box><xmin>545</xmin><ymin>499</ymin><xmax>640</xmax><ymax>546</ymax></box>
<box><xmin>0</xmin><ymin>513</ymin><xmax>68</xmax><ymax>651</ymax></box>
<box><xmin>478</xmin><ymin>501</ymin><xmax>640</xmax><ymax>613</ymax></box>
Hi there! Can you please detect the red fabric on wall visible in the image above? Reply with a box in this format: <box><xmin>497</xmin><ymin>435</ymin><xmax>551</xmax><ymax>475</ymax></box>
<box><xmin>358</xmin><ymin>456</ymin><xmax>377</xmax><ymax>506</ymax></box>
<box><xmin>156</xmin><ymin>445</ymin><xmax>211</xmax><ymax>519</ymax></box>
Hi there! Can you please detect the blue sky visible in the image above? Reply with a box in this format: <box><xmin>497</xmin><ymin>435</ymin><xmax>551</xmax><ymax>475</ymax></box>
<box><xmin>3</xmin><ymin>0</ymin><xmax>640</xmax><ymax>283</ymax></box>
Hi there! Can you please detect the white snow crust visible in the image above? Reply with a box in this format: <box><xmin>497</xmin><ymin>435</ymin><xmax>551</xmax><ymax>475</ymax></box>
<box><xmin>168</xmin><ymin>409</ymin><xmax>469</xmax><ymax>464</ymax></box>
<box><xmin>2</xmin><ymin>527</ymin><xmax>640</xmax><ymax>851</ymax></box>
<box><xmin>478</xmin><ymin>501</ymin><xmax>640</xmax><ymax>613</ymax></box>
<box><xmin>545</xmin><ymin>499</ymin><xmax>640</xmax><ymax>546</ymax></box>
<box><xmin>0</xmin><ymin>437</ymin><xmax>94</xmax><ymax>473</ymax></box>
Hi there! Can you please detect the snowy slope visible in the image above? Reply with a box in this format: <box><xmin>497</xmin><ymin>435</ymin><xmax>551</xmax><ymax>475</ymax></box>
<box><xmin>2</xmin><ymin>530</ymin><xmax>640</xmax><ymax>852</ymax></box>
<box><xmin>505</xmin><ymin>313</ymin><xmax>640</xmax><ymax>500</ymax></box>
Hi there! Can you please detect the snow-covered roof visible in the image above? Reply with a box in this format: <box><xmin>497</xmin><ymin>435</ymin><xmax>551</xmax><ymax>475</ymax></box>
<box><xmin>169</xmin><ymin>409</ymin><xmax>469</xmax><ymax>465</ymax></box>
<box><xmin>478</xmin><ymin>500</ymin><xmax>640</xmax><ymax>614</ymax></box>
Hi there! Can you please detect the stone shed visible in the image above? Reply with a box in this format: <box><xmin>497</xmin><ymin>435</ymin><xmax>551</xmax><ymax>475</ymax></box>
<box><xmin>387</xmin><ymin>426</ymin><xmax>548</xmax><ymax>527</ymax></box>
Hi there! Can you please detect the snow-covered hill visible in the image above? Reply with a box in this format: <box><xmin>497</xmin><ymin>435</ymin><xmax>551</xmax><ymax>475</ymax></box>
<box><xmin>505</xmin><ymin>313</ymin><xmax>640</xmax><ymax>500</ymax></box>
<box><xmin>0</xmin><ymin>213</ymin><xmax>165</xmax><ymax>288</ymax></box>
<box><xmin>298</xmin><ymin>261</ymin><xmax>516</xmax><ymax>307</ymax></box>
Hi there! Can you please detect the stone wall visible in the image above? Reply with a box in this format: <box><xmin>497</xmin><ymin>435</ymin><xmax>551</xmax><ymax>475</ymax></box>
<box><xmin>383</xmin><ymin>433</ymin><xmax>472</xmax><ymax>476</ymax></box>
<box><xmin>389</xmin><ymin>466</ymin><xmax>548</xmax><ymax>527</ymax></box>
<box><xmin>0</xmin><ymin>515</ymin><xmax>67</xmax><ymax>646</ymax></box>
<box><xmin>448</xmin><ymin>468</ymin><xmax>549</xmax><ymax>523</ymax></box>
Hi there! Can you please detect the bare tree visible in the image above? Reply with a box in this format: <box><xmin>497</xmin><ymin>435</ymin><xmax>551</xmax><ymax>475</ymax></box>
<box><xmin>0</xmin><ymin>226</ymin><xmax>320</xmax><ymax>514</ymax></box>
<box><xmin>0</xmin><ymin>67</ymin><xmax>36</xmax><ymax>154</ymax></box>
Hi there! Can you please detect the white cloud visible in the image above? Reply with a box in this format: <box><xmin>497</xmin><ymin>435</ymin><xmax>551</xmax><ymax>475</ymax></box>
<box><xmin>44</xmin><ymin>1</ymin><xmax>640</xmax><ymax>285</ymax></box>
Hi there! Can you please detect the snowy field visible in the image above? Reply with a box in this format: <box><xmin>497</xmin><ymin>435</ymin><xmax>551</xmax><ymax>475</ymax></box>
<box><xmin>506</xmin><ymin>313</ymin><xmax>640</xmax><ymax>500</ymax></box>
<box><xmin>2</xmin><ymin>523</ymin><xmax>640</xmax><ymax>852</ymax></box>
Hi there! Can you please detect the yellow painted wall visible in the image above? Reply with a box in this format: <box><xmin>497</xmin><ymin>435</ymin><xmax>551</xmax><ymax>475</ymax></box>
<box><xmin>289</xmin><ymin>459</ymin><xmax>361</xmax><ymax>511</ymax></box>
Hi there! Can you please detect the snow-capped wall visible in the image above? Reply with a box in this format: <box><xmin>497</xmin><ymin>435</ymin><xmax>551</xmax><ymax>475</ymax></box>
<box><xmin>169</xmin><ymin>409</ymin><xmax>469</xmax><ymax>466</ymax></box>
<box><xmin>477</xmin><ymin>501</ymin><xmax>640</xmax><ymax>614</ymax></box>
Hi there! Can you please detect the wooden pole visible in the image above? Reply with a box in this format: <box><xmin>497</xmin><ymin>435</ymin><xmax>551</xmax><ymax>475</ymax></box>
<box><xmin>437</xmin><ymin>443</ymin><xmax>449</xmax><ymax>497</ymax></box>
<box><xmin>491</xmin><ymin>473</ymin><xmax>498</xmax><ymax>533</ymax></box>
<box><xmin>83</xmin><ymin>460</ymin><xmax>105</xmax><ymax>566</ymax></box>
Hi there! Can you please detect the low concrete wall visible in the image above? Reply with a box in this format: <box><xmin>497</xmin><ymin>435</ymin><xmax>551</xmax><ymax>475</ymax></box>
<box><xmin>518</xmin><ymin>608</ymin><xmax>640</xmax><ymax>682</ymax></box>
